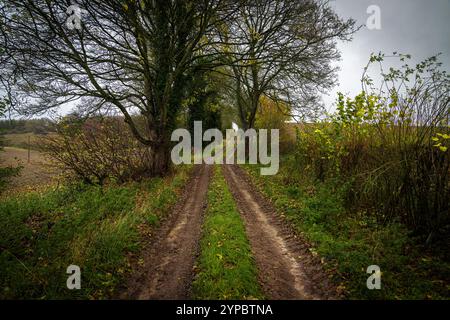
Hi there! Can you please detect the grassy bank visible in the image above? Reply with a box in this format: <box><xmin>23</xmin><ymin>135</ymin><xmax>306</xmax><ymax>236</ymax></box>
<box><xmin>192</xmin><ymin>166</ymin><xmax>264</xmax><ymax>300</ymax></box>
<box><xmin>0</xmin><ymin>166</ymin><xmax>191</xmax><ymax>299</ymax></box>
<box><xmin>243</xmin><ymin>162</ymin><xmax>449</xmax><ymax>299</ymax></box>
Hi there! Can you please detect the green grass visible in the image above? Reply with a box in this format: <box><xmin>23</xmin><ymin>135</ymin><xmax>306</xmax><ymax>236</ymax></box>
<box><xmin>0</xmin><ymin>166</ymin><xmax>191</xmax><ymax>299</ymax></box>
<box><xmin>192</xmin><ymin>166</ymin><xmax>264</xmax><ymax>300</ymax></box>
<box><xmin>243</xmin><ymin>160</ymin><xmax>450</xmax><ymax>300</ymax></box>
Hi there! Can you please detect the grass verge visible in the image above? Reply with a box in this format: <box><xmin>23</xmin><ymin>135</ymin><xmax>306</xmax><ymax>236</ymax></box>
<box><xmin>0</xmin><ymin>166</ymin><xmax>191</xmax><ymax>299</ymax></box>
<box><xmin>243</xmin><ymin>161</ymin><xmax>449</xmax><ymax>300</ymax></box>
<box><xmin>192</xmin><ymin>166</ymin><xmax>264</xmax><ymax>300</ymax></box>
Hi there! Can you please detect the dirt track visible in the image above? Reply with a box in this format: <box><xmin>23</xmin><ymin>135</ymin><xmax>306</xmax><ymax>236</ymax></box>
<box><xmin>223</xmin><ymin>165</ymin><xmax>337</xmax><ymax>300</ymax></box>
<box><xmin>120</xmin><ymin>164</ymin><xmax>211</xmax><ymax>299</ymax></box>
<box><xmin>121</xmin><ymin>163</ymin><xmax>335</xmax><ymax>300</ymax></box>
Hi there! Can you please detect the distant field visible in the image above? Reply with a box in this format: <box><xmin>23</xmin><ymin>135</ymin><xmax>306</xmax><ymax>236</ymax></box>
<box><xmin>2</xmin><ymin>133</ymin><xmax>43</xmax><ymax>150</ymax></box>
<box><xmin>0</xmin><ymin>146</ymin><xmax>59</xmax><ymax>194</ymax></box>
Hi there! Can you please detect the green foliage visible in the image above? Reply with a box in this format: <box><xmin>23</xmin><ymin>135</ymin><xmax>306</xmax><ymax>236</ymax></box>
<box><xmin>244</xmin><ymin>162</ymin><xmax>450</xmax><ymax>299</ymax></box>
<box><xmin>0</xmin><ymin>166</ymin><xmax>191</xmax><ymax>299</ymax></box>
<box><xmin>0</xmin><ymin>165</ymin><xmax>22</xmax><ymax>192</ymax></box>
<box><xmin>184</xmin><ymin>67</ymin><xmax>224</xmax><ymax>138</ymax></box>
<box><xmin>432</xmin><ymin>133</ymin><xmax>450</xmax><ymax>152</ymax></box>
<box><xmin>0</xmin><ymin>98</ymin><xmax>23</xmax><ymax>192</ymax></box>
<box><xmin>295</xmin><ymin>54</ymin><xmax>450</xmax><ymax>235</ymax></box>
<box><xmin>239</xmin><ymin>54</ymin><xmax>450</xmax><ymax>299</ymax></box>
<box><xmin>192</xmin><ymin>166</ymin><xmax>264</xmax><ymax>300</ymax></box>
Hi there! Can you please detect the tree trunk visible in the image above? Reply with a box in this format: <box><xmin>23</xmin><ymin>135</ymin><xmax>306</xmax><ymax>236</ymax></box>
<box><xmin>151</xmin><ymin>142</ymin><xmax>171</xmax><ymax>176</ymax></box>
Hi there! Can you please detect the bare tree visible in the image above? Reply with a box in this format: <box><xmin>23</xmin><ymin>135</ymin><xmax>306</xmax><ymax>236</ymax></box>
<box><xmin>218</xmin><ymin>0</ymin><xmax>357</xmax><ymax>129</ymax></box>
<box><xmin>0</xmin><ymin>0</ymin><xmax>233</xmax><ymax>175</ymax></box>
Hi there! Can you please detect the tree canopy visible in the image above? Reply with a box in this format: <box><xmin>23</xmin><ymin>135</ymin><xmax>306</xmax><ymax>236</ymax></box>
<box><xmin>0</xmin><ymin>0</ymin><xmax>356</xmax><ymax>174</ymax></box>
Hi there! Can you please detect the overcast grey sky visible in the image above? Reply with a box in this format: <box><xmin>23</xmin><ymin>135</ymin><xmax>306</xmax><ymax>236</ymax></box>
<box><xmin>323</xmin><ymin>0</ymin><xmax>450</xmax><ymax>112</ymax></box>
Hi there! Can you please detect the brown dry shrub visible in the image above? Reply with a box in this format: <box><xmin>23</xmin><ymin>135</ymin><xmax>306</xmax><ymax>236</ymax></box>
<box><xmin>40</xmin><ymin>116</ymin><xmax>153</xmax><ymax>185</ymax></box>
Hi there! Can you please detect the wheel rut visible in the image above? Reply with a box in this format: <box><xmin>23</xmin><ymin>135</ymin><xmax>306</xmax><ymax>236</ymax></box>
<box><xmin>120</xmin><ymin>164</ymin><xmax>212</xmax><ymax>299</ymax></box>
<box><xmin>223</xmin><ymin>164</ymin><xmax>338</xmax><ymax>300</ymax></box>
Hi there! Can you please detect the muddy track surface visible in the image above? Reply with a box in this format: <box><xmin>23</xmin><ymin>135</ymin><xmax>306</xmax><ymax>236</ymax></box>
<box><xmin>120</xmin><ymin>165</ymin><xmax>212</xmax><ymax>299</ymax></box>
<box><xmin>223</xmin><ymin>165</ymin><xmax>338</xmax><ymax>300</ymax></box>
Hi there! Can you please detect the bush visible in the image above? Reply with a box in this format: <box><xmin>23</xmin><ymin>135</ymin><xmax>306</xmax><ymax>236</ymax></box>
<box><xmin>293</xmin><ymin>54</ymin><xmax>450</xmax><ymax>239</ymax></box>
<box><xmin>0</xmin><ymin>98</ymin><xmax>22</xmax><ymax>192</ymax></box>
<box><xmin>255</xmin><ymin>96</ymin><xmax>295</xmax><ymax>154</ymax></box>
<box><xmin>244</xmin><ymin>160</ymin><xmax>450</xmax><ymax>299</ymax></box>
<box><xmin>40</xmin><ymin>116</ymin><xmax>154</xmax><ymax>185</ymax></box>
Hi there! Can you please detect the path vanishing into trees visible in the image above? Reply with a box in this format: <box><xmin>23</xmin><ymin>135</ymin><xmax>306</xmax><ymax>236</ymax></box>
<box><xmin>120</xmin><ymin>164</ymin><xmax>337</xmax><ymax>300</ymax></box>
